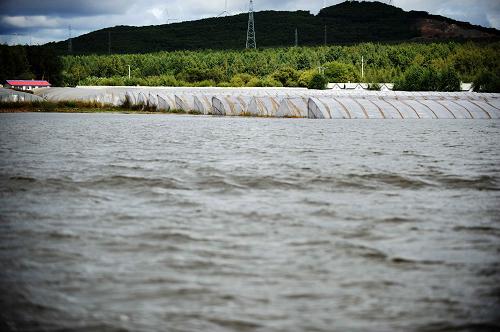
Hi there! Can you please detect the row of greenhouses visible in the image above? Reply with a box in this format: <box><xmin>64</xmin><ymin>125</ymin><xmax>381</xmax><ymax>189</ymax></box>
<box><xmin>0</xmin><ymin>88</ymin><xmax>44</xmax><ymax>102</ymax></box>
<box><xmin>30</xmin><ymin>87</ymin><xmax>500</xmax><ymax>119</ymax></box>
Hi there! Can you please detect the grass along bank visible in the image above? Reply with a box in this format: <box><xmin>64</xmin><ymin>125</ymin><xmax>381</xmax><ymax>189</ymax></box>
<box><xmin>0</xmin><ymin>100</ymin><xmax>202</xmax><ymax>115</ymax></box>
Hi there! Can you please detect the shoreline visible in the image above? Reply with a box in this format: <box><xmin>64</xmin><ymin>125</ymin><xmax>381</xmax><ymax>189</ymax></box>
<box><xmin>0</xmin><ymin>108</ymin><xmax>200</xmax><ymax>115</ymax></box>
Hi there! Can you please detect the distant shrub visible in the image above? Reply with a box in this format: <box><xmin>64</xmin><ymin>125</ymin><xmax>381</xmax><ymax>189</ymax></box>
<box><xmin>323</xmin><ymin>61</ymin><xmax>360</xmax><ymax>83</ymax></box>
<box><xmin>308</xmin><ymin>73</ymin><xmax>328</xmax><ymax>90</ymax></box>
<box><xmin>472</xmin><ymin>71</ymin><xmax>500</xmax><ymax>93</ymax></box>
<box><xmin>230</xmin><ymin>76</ymin><xmax>245</xmax><ymax>87</ymax></box>
<box><xmin>261</xmin><ymin>77</ymin><xmax>283</xmax><ymax>87</ymax></box>
<box><xmin>271</xmin><ymin>67</ymin><xmax>300</xmax><ymax>87</ymax></box>
<box><xmin>438</xmin><ymin>67</ymin><xmax>461</xmax><ymax>92</ymax></box>
<box><xmin>233</xmin><ymin>73</ymin><xmax>254</xmax><ymax>85</ymax></box>
<box><xmin>193</xmin><ymin>79</ymin><xmax>216</xmax><ymax>87</ymax></box>
<box><xmin>298</xmin><ymin>69</ymin><xmax>317</xmax><ymax>88</ymax></box>
<box><xmin>246</xmin><ymin>77</ymin><xmax>263</xmax><ymax>87</ymax></box>
<box><xmin>394</xmin><ymin>65</ymin><xmax>460</xmax><ymax>91</ymax></box>
<box><xmin>367</xmin><ymin>83</ymin><xmax>381</xmax><ymax>91</ymax></box>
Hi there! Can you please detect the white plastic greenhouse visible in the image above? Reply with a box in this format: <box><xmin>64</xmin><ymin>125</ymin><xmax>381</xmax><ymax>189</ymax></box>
<box><xmin>0</xmin><ymin>88</ymin><xmax>44</xmax><ymax>102</ymax></box>
<box><xmin>1</xmin><ymin>86</ymin><xmax>490</xmax><ymax>119</ymax></box>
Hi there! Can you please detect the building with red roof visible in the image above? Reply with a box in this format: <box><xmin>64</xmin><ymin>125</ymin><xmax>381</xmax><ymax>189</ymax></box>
<box><xmin>5</xmin><ymin>80</ymin><xmax>51</xmax><ymax>91</ymax></box>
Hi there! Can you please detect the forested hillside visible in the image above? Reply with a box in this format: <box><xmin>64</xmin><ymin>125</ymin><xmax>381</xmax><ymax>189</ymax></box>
<box><xmin>46</xmin><ymin>1</ymin><xmax>499</xmax><ymax>55</ymax></box>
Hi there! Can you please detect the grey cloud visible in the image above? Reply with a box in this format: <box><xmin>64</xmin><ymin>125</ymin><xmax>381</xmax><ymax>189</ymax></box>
<box><xmin>0</xmin><ymin>0</ymin><xmax>134</xmax><ymax>17</ymax></box>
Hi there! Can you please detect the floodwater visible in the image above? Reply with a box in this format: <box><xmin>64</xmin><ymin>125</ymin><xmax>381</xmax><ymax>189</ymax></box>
<box><xmin>0</xmin><ymin>113</ymin><xmax>499</xmax><ymax>332</ymax></box>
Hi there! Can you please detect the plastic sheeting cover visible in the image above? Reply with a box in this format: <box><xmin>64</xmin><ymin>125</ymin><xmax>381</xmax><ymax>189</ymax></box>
<box><xmin>276</xmin><ymin>97</ymin><xmax>308</xmax><ymax>118</ymax></box>
<box><xmin>212</xmin><ymin>95</ymin><xmax>252</xmax><ymax>116</ymax></box>
<box><xmin>247</xmin><ymin>96</ymin><xmax>281</xmax><ymax>116</ymax></box>
<box><xmin>0</xmin><ymin>88</ymin><xmax>44</xmax><ymax>102</ymax></box>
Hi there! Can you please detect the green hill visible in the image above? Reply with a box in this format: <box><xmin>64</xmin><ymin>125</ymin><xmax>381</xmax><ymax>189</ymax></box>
<box><xmin>47</xmin><ymin>1</ymin><xmax>499</xmax><ymax>55</ymax></box>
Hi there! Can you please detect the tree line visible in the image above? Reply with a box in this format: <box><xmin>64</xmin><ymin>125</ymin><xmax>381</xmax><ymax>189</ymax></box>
<box><xmin>62</xmin><ymin>42</ymin><xmax>500</xmax><ymax>92</ymax></box>
<box><xmin>0</xmin><ymin>44</ymin><xmax>62</xmax><ymax>86</ymax></box>
<box><xmin>1</xmin><ymin>42</ymin><xmax>499</xmax><ymax>92</ymax></box>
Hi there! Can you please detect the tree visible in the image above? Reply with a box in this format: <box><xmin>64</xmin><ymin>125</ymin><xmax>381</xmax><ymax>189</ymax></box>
<box><xmin>438</xmin><ymin>67</ymin><xmax>461</xmax><ymax>92</ymax></box>
<box><xmin>271</xmin><ymin>67</ymin><xmax>300</xmax><ymax>87</ymax></box>
<box><xmin>323</xmin><ymin>61</ymin><xmax>360</xmax><ymax>82</ymax></box>
<box><xmin>308</xmin><ymin>73</ymin><xmax>327</xmax><ymax>90</ymax></box>
<box><xmin>473</xmin><ymin>71</ymin><xmax>500</xmax><ymax>93</ymax></box>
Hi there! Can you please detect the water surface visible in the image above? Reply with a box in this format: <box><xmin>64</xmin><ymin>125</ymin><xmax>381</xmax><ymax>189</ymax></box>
<box><xmin>1</xmin><ymin>113</ymin><xmax>499</xmax><ymax>332</ymax></box>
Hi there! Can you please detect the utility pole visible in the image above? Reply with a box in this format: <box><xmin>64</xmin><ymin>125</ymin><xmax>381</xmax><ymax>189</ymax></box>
<box><xmin>246</xmin><ymin>0</ymin><xmax>256</xmax><ymax>49</ymax></box>
<box><xmin>295</xmin><ymin>28</ymin><xmax>298</xmax><ymax>47</ymax></box>
<box><xmin>128</xmin><ymin>65</ymin><xmax>131</xmax><ymax>79</ymax></box>
<box><xmin>361</xmin><ymin>56</ymin><xmax>364</xmax><ymax>80</ymax></box>
<box><xmin>108</xmin><ymin>31</ymin><xmax>111</xmax><ymax>54</ymax></box>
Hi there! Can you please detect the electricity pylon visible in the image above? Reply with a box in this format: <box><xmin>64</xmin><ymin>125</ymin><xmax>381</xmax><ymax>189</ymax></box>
<box><xmin>246</xmin><ymin>0</ymin><xmax>256</xmax><ymax>49</ymax></box>
<box><xmin>218</xmin><ymin>0</ymin><xmax>229</xmax><ymax>17</ymax></box>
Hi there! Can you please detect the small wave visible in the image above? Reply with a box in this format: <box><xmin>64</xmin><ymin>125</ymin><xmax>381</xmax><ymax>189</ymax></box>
<box><xmin>355</xmin><ymin>173</ymin><xmax>433</xmax><ymax>189</ymax></box>
<box><xmin>453</xmin><ymin>225</ymin><xmax>500</xmax><ymax>234</ymax></box>
<box><xmin>436</xmin><ymin>175</ymin><xmax>499</xmax><ymax>191</ymax></box>
<box><xmin>310</xmin><ymin>173</ymin><xmax>433</xmax><ymax>190</ymax></box>
<box><xmin>82</xmin><ymin>175</ymin><xmax>186</xmax><ymax>190</ymax></box>
<box><xmin>228</xmin><ymin>174</ymin><xmax>302</xmax><ymax>190</ymax></box>
<box><xmin>283</xmin><ymin>293</ymin><xmax>327</xmax><ymax>300</ymax></box>
<box><xmin>310</xmin><ymin>208</ymin><xmax>337</xmax><ymax>217</ymax></box>
<box><xmin>208</xmin><ymin>317</ymin><xmax>262</xmax><ymax>330</ymax></box>
<box><xmin>137</xmin><ymin>231</ymin><xmax>208</xmax><ymax>243</ymax></box>
<box><xmin>46</xmin><ymin>230</ymin><xmax>80</xmax><ymax>240</ymax></box>
<box><xmin>340</xmin><ymin>280</ymin><xmax>401</xmax><ymax>288</ymax></box>
<box><xmin>380</xmin><ymin>217</ymin><xmax>417</xmax><ymax>224</ymax></box>
<box><xmin>418</xmin><ymin>322</ymin><xmax>500</xmax><ymax>332</ymax></box>
<box><xmin>288</xmin><ymin>239</ymin><xmax>331</xmax><ymax>247</ymax></box>
<box><xmin>390</xmin><ymin>257</ymin><xmax>444</xmax><ymax>266</ymax></box>
<box><xmin>340</xmin><ymin>242</ymin><xmax>389</xmax><ymax>261</ymax></box>
<box><xmin>8</xmin><ymin>176</ymin><xmax>36</xmax><ymax>183</ymax></box>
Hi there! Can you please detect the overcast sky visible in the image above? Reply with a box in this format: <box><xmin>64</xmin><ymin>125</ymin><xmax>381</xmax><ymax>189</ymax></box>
<box><xmin>0</xmin><ymin>0</ymin><xmax>499</xmax><ymax>45</ymax></box>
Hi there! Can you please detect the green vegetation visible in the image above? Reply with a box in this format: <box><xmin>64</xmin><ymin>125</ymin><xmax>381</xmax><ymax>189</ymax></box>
<box><xmin>308</xmin><ymin>74</ymin><xmax>328</xmax><ymax>90</ymax></box>
<box><xmin>0</xmin><ymin>44</ymin><xmax>62</xmax><ymax>85</ymax></box>
<box><xmin>2</xmin><ymin>41</ymin><xmax>499</xmax><ymax>92</ymax></box>
<box><xmin>394</xmin><ymin>66</ymin><xmax>461</xmax><ymax>91</ymax></box>
<box><xmin>323</xmin><ymin>61</ymin><xmax>360</xmax><ymax>82</ymax></box>
<box><xmin>0</xmin><ymin>100</ymin><xmax>191</xmax><ymax>115</ymax></box>
<box><xmin>59</xmin><ymin>42</ymin><xmax>499</xmax><ymax>91</ymax></box>
<box><xmin>46</xmin><ymin>1</ymin><xmax>499</xmax><ymax>55</ymax></box>
<box><xmin>472</xmin><ymin>71</ymin><xmax>500</xmax><ymax>92</ymax></box>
